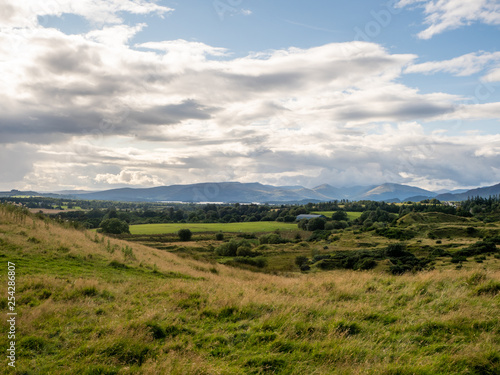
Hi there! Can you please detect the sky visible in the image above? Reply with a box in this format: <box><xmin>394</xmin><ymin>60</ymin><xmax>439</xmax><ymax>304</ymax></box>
<box><xmin>1</xmin><ymin>0</ymin><xmax>500</xmax><ymax>192</ymax></box>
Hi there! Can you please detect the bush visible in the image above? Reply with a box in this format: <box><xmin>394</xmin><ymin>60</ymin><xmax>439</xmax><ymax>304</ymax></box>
<box><xmin>456</xmin><ymin>240</ymin><xmax>497</xmax><ymax>257</ymax></box>
<box><xmin>178</xmin><ymin>229</ymin><xmax>192</xmax><ymax>241</ymax></box>
<box><xmin>236</xmin><ymin>233</ymin><xmax>257</xmax><ymax>239</ymax></box>
<box><xmin>215</xmin><ymin>242</ymin><xmax>237</xmax><ymax>256</ymax></box>
<box><xmin>236</xmin><ymin>245</ymin><xmax>260</xmax><ymax>257</ymax></box>
<box><xmin>324</xmin><ymin>222</ymin><xmax>335</xmax><ymax>230</ymax></box>
<box><xmin>215</xmin><ymin>232</ymin><xmax>224</xmax><ymax>241</ymax></box>
<box><xmin>215</xmin><ymin>239</ymin><xmax>254</xmax><ymax>256</ymax></box>
<box><xmin>307</xmin><ymin>230</ymin><xmax>331</xmax><ymax>242</ymax></box>
<box><xmin>99</xmin><ymin>218</ymin><xmax>130</xmax><ymax>235</ymax></box>
<box><xmin>300</xmin><ymin>264</ymin><xmax>311</xmax><ymax>271</ymax></box>
<box><xmin>376</xmin><ymin>228</ymin><xmax>415</xmax><ymax>240</ymax></box>
<box><xmin>295</xmin><ymin>256</ymin><xmax>309</xmax><ymax>268</ymax></box>
<box><xmin>451</xmin><ymin>256</ymin><xmax>467</xmax><ymax>263</ymax></box>
<box><xmin>259</xmin><ymin>233</ymin><xmax>286</xmax><ymax>244</ymax></box>
<box><xmin>308</xmin><ymin>217</ymin><xmax>327</xmax><ymax>231</ymax></box>
<box><xmin>331</xmin><ymin>210</ymin><xmax>349</xmax><ymax>221</ymax></box>
<box><xmin>356</xmin><ymin>258</ymin><xmax>377</xmax><ymax>270</ymax></box>
<box><xmin>386</xmin><ymin>243</ymin><xmax>408</xmax><ymax>258</ymax></box>
<box><xmin>332</xmin><ymin>220</ymin><xmax>349</xmax><ymax>229</ymax></box>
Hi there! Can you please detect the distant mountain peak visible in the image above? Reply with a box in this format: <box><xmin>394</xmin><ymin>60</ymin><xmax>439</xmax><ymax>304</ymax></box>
<box><xmin>6</xmin><ymin>181</ymin><xmax>499</xmax><ymax>203</ymax></box>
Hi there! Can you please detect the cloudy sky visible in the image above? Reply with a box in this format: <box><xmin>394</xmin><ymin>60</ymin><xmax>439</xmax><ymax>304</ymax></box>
<box><xmin>1</xmin><ymin>0</ymin><xmax>500</xmax><ymax>192</ymax></box>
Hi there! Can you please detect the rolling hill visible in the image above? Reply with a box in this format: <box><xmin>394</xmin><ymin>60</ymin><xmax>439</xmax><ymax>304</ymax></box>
<box><xmin>68</xmin><ymin>182</ymin><xmax>441</xmax><ymax>203</ymax></box>
<box><xmin>354</xmin><ymin>183</ymin><xmax>436</xmax><ymax>201</ymax></box>
<box><xmin>436</xmin><ymin>183</ymin><xmax>500</xmax><ymax>201</ymax></box>
<box><xmin>73</xmin><ymin>182</ymin><xmax>333</xmax><ymax>203</ymax></box>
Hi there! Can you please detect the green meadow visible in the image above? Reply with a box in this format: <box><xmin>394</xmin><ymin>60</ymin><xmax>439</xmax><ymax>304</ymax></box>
<box><xmin>129</xmin><ymin>221</ymin><xmax>298</xmax><ymax>235</ymax></box>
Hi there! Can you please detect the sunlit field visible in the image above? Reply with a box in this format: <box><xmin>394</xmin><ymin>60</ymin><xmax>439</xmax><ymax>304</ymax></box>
<box><xmin>129</xmin><ymin>221</ymin><xmax>298</xmax><ymax>235</ymax></box>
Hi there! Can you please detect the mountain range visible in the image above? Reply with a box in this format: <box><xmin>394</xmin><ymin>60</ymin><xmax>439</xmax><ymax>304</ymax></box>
<box><xmin>2</xmin><ymin>182</ymin><xmax>500</xmax><ymax>203</ymax></box>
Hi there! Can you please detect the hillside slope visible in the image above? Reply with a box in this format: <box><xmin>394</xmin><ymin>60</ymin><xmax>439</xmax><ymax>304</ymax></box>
<box><xmin>437</xmin><ymin>182</ymin><xmax>500</xmax><ymax>201</ymax></box>
<box><xmin>0</xmin><ymin>205</ymin><xmax>499</xmax><ymax>374</ymax></box>
<box><xmin>357</xmin><ymin>183</ymin><xmax>436</xmax><ymax>201</ymax></box>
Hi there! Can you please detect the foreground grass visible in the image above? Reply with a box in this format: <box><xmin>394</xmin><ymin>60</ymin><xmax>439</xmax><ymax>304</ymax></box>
<box><xmin>0</xmin><ymin>206</ymin><xmax>499</xmax><ymax>374</ymax></box>
<box><xmin>129</xmin><ymin>222</ymin><xmax>298</xmax><ymax>235</ymax></box>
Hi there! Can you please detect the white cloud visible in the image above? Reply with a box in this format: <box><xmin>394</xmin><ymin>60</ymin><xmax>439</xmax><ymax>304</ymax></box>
<box><xmin>440</xmin><ymin>102</ymin><xmax>500</xmax><ymax>121</ymax></box>
<box><xmin>86</xmin><ymin>23</ymin><xmax>147</xmax><ymax>46</ymax></box>
<box><xmin>397</xmin><ymin>0</ymin><xmax>500</xmax><ymax>39</ymax></box>
<box><xmin>405</xmin><ymin>51</ymin><xmax>500</xmax><ymax>76</ymax></box>
<box><xmin>483</xmin><ymin>66</ymin><xmax>500</xmax><ymax>82</ymax></box>
<box><xmin>95</xmin><ymin>170</ymin><xmax>164</xmax><ymax>186</ymax></box>
<box><xmin>0</xmin><ymin>0</ymin><xmax>173</xmax><ymax>28</ymax></box>
<box><xmin>1</xmin><ymin>3</ymin><xmax>500</xmax><ymax>192</ymax></box>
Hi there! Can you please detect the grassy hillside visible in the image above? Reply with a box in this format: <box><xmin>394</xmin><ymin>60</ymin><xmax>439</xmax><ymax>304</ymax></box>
<box><xmin>0</xmin><ymin>205</ymin><xmax>499</xmax><ymax>374</ymax></box>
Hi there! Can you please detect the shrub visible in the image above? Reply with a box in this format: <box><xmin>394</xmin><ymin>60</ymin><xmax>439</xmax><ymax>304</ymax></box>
<box><xmin>295</xmin><ymin>256</ymin><xmax>309</xmax><ymax>267</ymax></box>
<box><xmin>215</xmin><ymin>232</ymin><xmax>224</xmax><ymax>241</ymax></box>
<box><xmin>331</xmin><ymin>210</ymin><xmax>348</xmax><ymax>221</ymax></box>
<box><xmin>236</xmin><ymin>245</ymin><xmax>260</xmax><ymax>257</ymax></box>
<box><xmin>99</xmin><ymin>218</ymin><xmax>130</xmax><ymax>235</ymax></box>
<box><xmin>456</xmin><ymin>240</ymin><xmax>497</xmax><ymax>257</ymax></box>
<box><xmin>307</xmin><ymin>230</ymin><xmax>331</xmax><ymax>242</ymax></box>
<box><xmin>300</xmin><ymin>264</ymin><xmax>311</xmax><ymax>271</ymax></box>
<box><xmin>356</xmin><ymin>258</ymin><xmax>377</xmax><ymax>270</ymax></box>
<box><xmin>386</xmin><ymin>243</ymin><xmax>408</xmax><ymax>258</ymax></box>
<box><xmin>237</xmin><ymin>233</ymin><xmax>257</xmax><ymax>239</ymax></box>
<box><xmin>332</xmin><ymin>220</ymin><xmax>349</xmax><ymax>229</ymax></box>
<box><xmin>178</xmin><ymin>229</ymin><xmax>192</xmax><ymax>241</ymax></box>
<box><xmin>215</xmin><ymin>239</ymin><xmax>254</xmax><ymax>256</ymax></box>
<box><xmin>451</xmin><ymin>256</ymin><xmax>467</xmax><ymax>263</ymax></box>
<box><xmin>324</xmin><ymin>222</ymin><xmax>335</xmax><ymax>230</ymax></box>
<box><xmin>259</xmin><ymin>233</ymin><xmax>286</xmax><ymax>244</ymax></box>
<box><xmin>376</xmin><ymin>228</ymin><xmax>415</xmax><ymax>240</ymax></box>
<box><xmin>308</xmin><ymin>217</ymin><xmax>327</xmax><ymax>231</ymax></box>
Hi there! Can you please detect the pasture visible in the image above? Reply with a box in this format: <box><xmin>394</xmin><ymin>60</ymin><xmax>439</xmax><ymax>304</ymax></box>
<box><xmin>129</xmin><ymin>221</ymin><xmax>298</xmax><ymax>235</ymax></box>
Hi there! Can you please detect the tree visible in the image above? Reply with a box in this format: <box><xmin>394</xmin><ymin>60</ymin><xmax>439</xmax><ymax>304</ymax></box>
<box><xmin>178</xmin><ymin>229</ymin><xmax>192</xmax><ymax>241</ymax></box>
<box><xmin>331</xmin><ymin>210</ymin><xmax>348</xmax><ymax>221</ymax></box>
<box><xmin>308</xmin><ymin>217</ymin><xmax>326</xmax><ymax>231</ymax></box>
<box><xmin>100</xmin><ymin>218</ymin><xmax>130</xmax><ymax>234</ymax></box>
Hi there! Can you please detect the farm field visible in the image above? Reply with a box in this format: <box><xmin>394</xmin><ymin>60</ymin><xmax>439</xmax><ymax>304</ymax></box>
<box><xmin>312</xmin><ymin>211</ymin><xmax>363</xmax><ymax>220</ymax></box>
<box><xmin>129</xmin><ymin>221</ymin><xmax>298</xmax><ymax>235</ymax></box>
